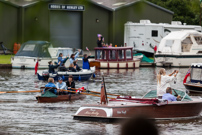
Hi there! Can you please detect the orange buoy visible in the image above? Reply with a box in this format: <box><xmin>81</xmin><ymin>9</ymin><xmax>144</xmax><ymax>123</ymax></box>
<box><xmin>17</xmin><ymin>43</ymin><xmax>21</xmax><ymax>51</ymax></box>
<box><xmin>13</xmin><ymin>42</ymin><xmax>18</xmax><ymax>54</ymax></box>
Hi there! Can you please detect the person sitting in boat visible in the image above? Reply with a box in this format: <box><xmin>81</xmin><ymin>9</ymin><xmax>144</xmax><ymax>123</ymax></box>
<box><xmin>58</xmin><ymin>63</ymin><xmax>68</xmax><ymax>71</ymax></box>
<box><xmin>157</xmin><ymin>68</ymin><xmax>178</xmax><ymax>99</ymax></box>
<box><xmin>162</xmin><ymin>87</ymin><xmax>181</xmax><ymax>101</ymax></box>
<box><xmin>70</xmin><ymin>49</ymin><xmax>80</xmax><ymax>64</ymax></box>
<box><xmin>73</xmin><ymin>61</ymin><xmax>81</xmax><ymax>71</ymax></box>
<box><xmin>69</xmin><ymin>63</ymin><xmax>77</xmax><ymax>72</ymax></box>
<box><xmin>66</xmin><ymin>75</ymin><xmax>75</xmax><ymax>93</ymax></box>
<box><xmin>58</xmin><ymin>53</ymin><xmax>69</xmax><ymax>66</ymax></box>
<box><xmin>82</xmin><ymin>53</ymin><xmax>91</xmax><ymax>70</ymax></box>
<box><xmin>43</xmin><ymin>78</ymin><xmax>57</xmax><ymax>94</ymax></box>
<box><xmin>48</xmin><ymin>61</ymin><xmax>61</xmax><ymax>74</ymax></box>
<box><xmin>56</xmin><ymin>77</ymin><xmax>67</xmax><ymax>95</ymax></box>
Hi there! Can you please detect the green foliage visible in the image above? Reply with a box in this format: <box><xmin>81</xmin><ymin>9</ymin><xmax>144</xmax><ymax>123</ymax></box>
<box><xmin>147</xmin><ymin>0</ymin><xmax>201</xmax><ymax>25</ymax></box>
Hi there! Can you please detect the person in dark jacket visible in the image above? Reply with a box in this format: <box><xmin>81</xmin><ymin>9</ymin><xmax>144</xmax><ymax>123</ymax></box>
<box><xmin>48</xmin><ymin>61</ymin><xmax>60</xmax><ymax>73</ymax></box>
<box><xmin>58</xmin><ymin>53</ymin><xmax>69</xmax><ymax>66</ymax></box>
<box><xmin>82</xmin><ymin>53</ymin><xmax>91</xmax><ymax>69</ymax></box>
<box><xmin>66</xmin><ymin>75</ymin><xmax>75</xmax><ymax>93</ymax></box>
<box><xmin>97</xmin><ymin>34</ymin><xmax>104</xmax><ymax>59</ymax></box>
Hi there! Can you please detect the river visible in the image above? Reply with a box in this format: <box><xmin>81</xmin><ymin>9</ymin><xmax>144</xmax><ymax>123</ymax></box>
<box><xmin>0</xmin><ymin>67</ymin><xmax>201</xmax><ymax>135</ymax></box>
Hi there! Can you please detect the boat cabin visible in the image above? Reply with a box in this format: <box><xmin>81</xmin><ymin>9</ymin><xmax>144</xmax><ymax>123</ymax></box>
<box><xmin>190</xmin><ymin>63</ymin><xmax>202</xmax><ymax>83</ymax></box>
<box><xmin>94</xmin><ymin>47</ymin><xmax>133</xmax><ymax>61</ymax></box>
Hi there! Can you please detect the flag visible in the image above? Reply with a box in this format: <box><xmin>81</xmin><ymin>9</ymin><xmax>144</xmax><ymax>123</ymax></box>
<box><xmin>35</xmin><ymin>60</ymin><xmax>38</xmax><ymax>75</ymax></box>
<box><xmin>86</xmin><ymin>47</ymin><xmax>89</xmax><ymax>51</ymax></box>
<box><xmin>183</xmin><ymin>68</ymin><xmax>191</xmax><ymax>84</ymax></box>
<box><xmin>100</xmin><ymin>77</ymin><xmax>108</xmax><ymax>104</ymax></box>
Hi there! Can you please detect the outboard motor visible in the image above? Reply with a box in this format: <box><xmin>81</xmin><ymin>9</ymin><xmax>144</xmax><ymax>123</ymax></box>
<box><xmin>42</xmin><ymin>70</ymin><xmax>49</xmax><ymax>80</ymax></box>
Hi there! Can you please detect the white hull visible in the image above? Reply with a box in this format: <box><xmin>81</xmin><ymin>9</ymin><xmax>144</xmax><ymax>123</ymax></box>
<box><xmin>155</xmin><ymin>56</ymin><xmax>202</xmax><ymax>67</ymax></box>
<box><xmin>11</xmin><ymin>56</ymin><xmax>70</xmax><ymax>69</ymax></box>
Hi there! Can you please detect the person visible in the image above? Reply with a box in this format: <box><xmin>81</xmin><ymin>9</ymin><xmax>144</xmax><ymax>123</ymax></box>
<box><xmin>157</xmin><ymin>68</ymin><xmax>178</xmax><ymax>99</ymax></box>
<box><xmin>43</xmin><ymin>78</ymin><xmax>57</xmax><ymax>94</ymax></box>
<box><xmin>69</xmin><ymin>63</ymin><xmax>77</xmax><ymax>72</ymax></box>
<box><xmin>58</xmin><ymin>53</ymin><xmax>69</xmax><ymax>66</ymax></box>
<box><xmin>82</xmin><ymin>53</ymin><xmax>91</xmax><ymax>69</ymax></box>
<box><xmin>121</xmin><ymin>115</ymin><xmax>159</xmax><ymax>135</ymax></box>
<box><xmin>66</xmin><ymin>75</ymin><xmax>75</xmax><ymax>93</ymax></box>
<box><xmin>48</xmin><ymin>61</ymin><xmax>60</xmax><ymax>73</ymax></box>
<box><xmin>108</xmin><ymin>43</ymin><xmax>112</xmax><ymax>47</ymax></box>
<box><xmin>56</xmin><ymin>77</ymin><xmax>67</xmax><ymax>95</ymax></box>
<box><xmin>73</xmin><ymin>61</ymin><xmax>81</xmax><ymax>71</ymax></box>
<box><xmin>69</xmin><ymin>49</ymin><xmax>80</xmax><ymax>64</ymax></box>
<box><xmin>58</xmin><ymin>63</ymin><xmax>68</xmax><ymax>71</ymax></box>
<box><xmin>97</xmin><ymin>34</ymin><xmax>104</xmax><ymax>59</ymax></box>
<box><xmin>162</xmin><ymin>87</ymin><xmax>181</xmax><ymax>101</ymax></box>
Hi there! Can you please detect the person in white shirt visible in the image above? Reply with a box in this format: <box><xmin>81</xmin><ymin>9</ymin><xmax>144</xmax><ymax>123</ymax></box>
<box><xmin>157</xmin><ymin>68</ymin><xmax>178</xmax><ymax>99</ymax></box>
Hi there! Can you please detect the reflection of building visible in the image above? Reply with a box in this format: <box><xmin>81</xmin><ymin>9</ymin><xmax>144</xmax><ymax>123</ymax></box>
<box><xmin>0</xmin><ymin>0</ymin><xmax>173</xmax><ymax>50</ymax></box>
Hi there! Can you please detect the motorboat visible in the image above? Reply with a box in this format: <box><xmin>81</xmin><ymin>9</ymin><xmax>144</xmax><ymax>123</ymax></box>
<box><xmin>11</xmin><ymin>41</ymin><xmax>74</xmax><ymax>69</ymax></box>
<box><xmin>73</xmin><ymin>89</ymin><xmax>202</xmax><ymax>122</ymax></box>
<box><xmin>184</xmin><ymin>63</ymin><xmax>202</xmax><ymax>93</ymax></box>
<box><xmin>37</xmin><ymin>67</ymin><xmax>96</xmax><ymax>81</ymax></box>
<box><xmin>155</xmin><ymin>30</ymin><xmax>202</xmax><ymax>67</ymax></box>
<box><xmin>89</xmin><ymin>47</ymin><xmax>140</xmax><ymax>69</ymax></box>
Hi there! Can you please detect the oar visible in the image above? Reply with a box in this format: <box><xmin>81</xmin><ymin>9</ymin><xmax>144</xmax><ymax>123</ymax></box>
<box><xmin>60</xmin><ymin>89</ymin><xmax>115</xmax><ymax>99</ymax></box>
<box><xmin>0</xmin><ymin>90</ymin><xmax>41</xmax><ymax>94</ymax></box>
<box><xmin>70</xmin><ymin>88</ymin><xmax>120</xmax><ymax>96</ymax></box>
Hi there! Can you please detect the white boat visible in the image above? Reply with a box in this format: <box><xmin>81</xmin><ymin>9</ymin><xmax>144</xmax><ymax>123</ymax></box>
<box><xmin>124</xmin><ymin>20</ymin><xmax>202</xmax><ymax>57</ymax></box>
<box><xmin>155</xmin><ymin>30</ymin><xmax>202</xmax><ymax>67</ymax></box>
<box><xmin>11</xmin><ymin>41</ymin><xmax>74</xmax><ymax>69</ymax></box>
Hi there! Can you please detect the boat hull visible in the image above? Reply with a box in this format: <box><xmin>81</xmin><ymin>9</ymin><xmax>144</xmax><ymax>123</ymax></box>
<box><xmin>36</xmin><ymin>94</ymin><xmax>86</xmax><ymax>103</ymax></box>
<box><xmin>89</xmin><ymin>60</ymin><xmax>140</xmax><ymax>69</ymax></box>
<box><xmin>184</xmin><ymin>83</ymin><xmax>202</xmax><ymax>93</ymax></box>
<box><xmin>155</xmin><ymin>55</ymin><xmax>202</xmax><ymax>67</ymax></box>
<box><xmin>74</xmin><ymin>101</ymin><xmax>202</xmax><ymax>122</ymax></box>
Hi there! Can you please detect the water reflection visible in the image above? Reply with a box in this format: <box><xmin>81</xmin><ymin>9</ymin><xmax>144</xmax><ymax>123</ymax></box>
<box><xmin>0</xmin><ymin>68</ymin><xmax>201</xmax><ymax>135</ymax></box>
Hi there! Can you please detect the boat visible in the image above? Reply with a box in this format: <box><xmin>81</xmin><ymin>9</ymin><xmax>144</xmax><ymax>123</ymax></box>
<box><xmin>73</xmin><ymin>89</ymin><xmax>202</xmax><ymax>122</ymax></box>
<box><xmin>11</xmin><ymin>41</ymin><xmax>75</xmax><ymax>69</ymax></box>
<box><xmin>36</xmin><ymin>92</ymin><xmax>86</xmax><ymax>103</ymax></box>
<box><xmin>37</xmin><ymin>67</ymin><xmax>96</xmax><ymax>81</ymax></box>
<box><xmin>89</xmin><ymin>47</ymin><xmax>141</xmax><ymax>69</ymax></box>
<box><xmin>155</xmin><ymin>30</ymin><xmax>202</xmax><ymax>67</ymax></box>
<box><xmin>124</xmin><ymin>20</ymin><xmax>201</xmax><ymax>57</ymax></box>
<box><xmin>184</xmin><ymin>63</ymin><xmax>202</xmax><ymax>93</ymax></box>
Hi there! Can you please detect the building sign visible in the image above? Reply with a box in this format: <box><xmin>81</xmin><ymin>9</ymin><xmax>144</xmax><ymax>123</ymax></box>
<box><xmin>49</xmin><ymin>4</ymin><xmax>85</xmax><ymax>11</ymax></box>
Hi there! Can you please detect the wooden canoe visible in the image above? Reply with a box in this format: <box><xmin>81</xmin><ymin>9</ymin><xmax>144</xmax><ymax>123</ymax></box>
<box><xmin>36</xmin><ymin>94</ymin><xmax>86</xmax><ymax>103</ymax></box>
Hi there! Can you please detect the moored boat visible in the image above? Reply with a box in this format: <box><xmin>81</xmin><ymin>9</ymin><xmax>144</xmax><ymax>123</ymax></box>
<box><xmin>184</xmin><ymin>63</ymin><xmax>202</xmax><ymax>93</ymax></box>
<box><xmin>89</xmin><ymin>47</ymin><xmax>140</xmax><ymax>69</ymax></box>
<box><xmin>155</xmin><ymin>30</ymin><xmax>202</xmax><ymax>67</ymax></box>
<box><xmin>73</xmin><ymin>89</ymin><xmax>202</xmax><ymax>122</ymax></box>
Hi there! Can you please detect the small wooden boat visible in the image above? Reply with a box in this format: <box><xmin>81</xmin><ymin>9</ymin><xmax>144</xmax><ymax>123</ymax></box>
<box><xmin>36</xmin><ymin>94</ymin><xmax>86</xmax><ymax>103</ymax></box>
<box><xmin>89</xmin><ymin>47</ymin><xmax>140</xmax><ymax>69</ymax></box>
<box><xmin>73</xmin><ymin>89</ymin><xmax>202</xmax><ymax>122</ymax></box>
<box><xmin>183</xmin><ymin>63</ymin><xmax>202</xmax><ymax>93</ymax></box>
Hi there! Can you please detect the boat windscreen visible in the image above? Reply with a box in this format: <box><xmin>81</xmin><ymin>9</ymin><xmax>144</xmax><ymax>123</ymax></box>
<box><xmin>143</xmin><ymin>89</ymin><xmax>192</xmax><ymax>101</ymax></box>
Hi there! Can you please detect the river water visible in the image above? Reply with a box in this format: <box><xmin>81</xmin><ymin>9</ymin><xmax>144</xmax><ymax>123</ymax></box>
<box><xmin>0</xmin><ymin>67</ymin><xmax>202</xmax><ymax>135</ymax></box>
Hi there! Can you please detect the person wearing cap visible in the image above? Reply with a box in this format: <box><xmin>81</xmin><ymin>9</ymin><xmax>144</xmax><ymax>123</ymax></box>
<box><xmin>66</xmin><ymin>75</ymin><xmax>75</xmax><ymax>93</ymax></box>
<box><xmin>48</xmin><ymin>61</ymin><xmax>61</xmax><ymax>74</ymax></box>
<box><xmin>56</xmin><ymin>77</ymin><xmax>67</xmax><ymax>95</ymax></box>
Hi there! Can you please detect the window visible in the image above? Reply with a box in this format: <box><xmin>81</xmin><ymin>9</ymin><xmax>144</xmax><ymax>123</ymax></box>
<box><xmin>191</xmin><ymin>68</ymin><xmax>202</xmax><ymax>80</ymax></box>
<box><xmin>126</xmin><ymin>50</ymin><xmax>132</xmax><ymax>59</ymax></box>
<box><xmin>109</xmin><ymin>50</ymin><xmax>116</xmax><ymax>60</ymax></box>
<box><xmin>152</xmin><ymin>30</ymin><xmax>158</xmax><ymax>37</ymax></box>
<box><xmin>118</xmin><ymin>50</ymin><xmax>124</xmax><ymax>59</ymax></box>
<box><xmin>23</xmin><ymin>44</ymin><xmax>35</xmax><ymax>51</ymax></box>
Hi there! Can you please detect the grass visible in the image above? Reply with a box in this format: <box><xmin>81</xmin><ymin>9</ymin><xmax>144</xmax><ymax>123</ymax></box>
<box><xmin>0</xmin><ymin>55</ymin><xmax>13</xmax><ymax>64</ymax></box>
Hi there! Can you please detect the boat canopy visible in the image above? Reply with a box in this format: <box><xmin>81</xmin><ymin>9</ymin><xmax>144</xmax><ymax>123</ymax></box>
<box><xmin>15</xmin><ymin>41</ymin><xmax>52</xmax><ymax>57</ymax></box>
<box><xmin>190</xmin><ymin>63</ymin><xmax>202</xmax><ymax>83</ymax></box>
<box><xmin>94</xmin><ymin>47</ymin><xmax>133</xmax><ymax>61</ymax></box>
<box><xmin>157</xmin><ymin>30</ymin><xmax>202</xmax><ymax>54</ymax></box>
<box><xmin>143</xmin><ymin>89</ymin><xmax>192</xmax><ymax>101</ymax></box>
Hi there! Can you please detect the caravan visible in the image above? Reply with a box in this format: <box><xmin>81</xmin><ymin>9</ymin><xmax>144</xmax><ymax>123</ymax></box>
<box><xmin>124</xmin><ymin>20</ymin><xmax>202</xmax><ymax>56</ymax></box>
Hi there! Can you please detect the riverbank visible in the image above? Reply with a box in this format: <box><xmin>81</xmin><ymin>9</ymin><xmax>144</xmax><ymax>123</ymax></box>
<box><xmin>0</xmin><ymin>55</ymin><xmax>12</xmax><ymax>68</ymax></box>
